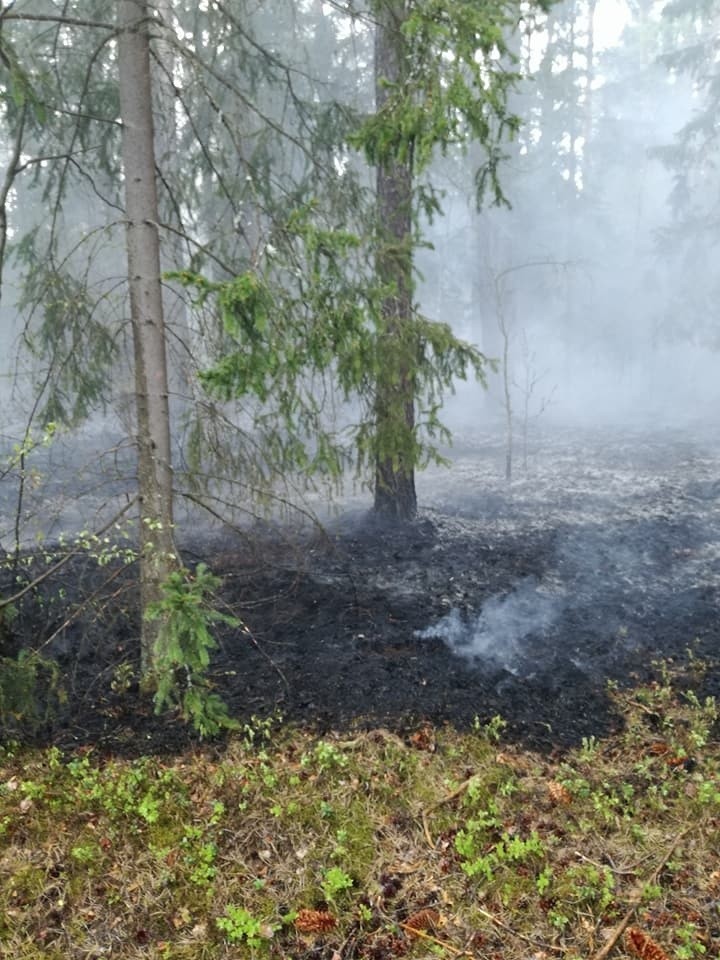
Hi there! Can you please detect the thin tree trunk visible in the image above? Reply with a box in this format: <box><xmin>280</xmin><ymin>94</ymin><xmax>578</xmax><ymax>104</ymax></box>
<box><xmin>117</xmin><ymin>0</ymin><xmax>179</xmax><ymax>683</ymax></box>
<box><xmin>373</xmin><ymin>0</ymin><xmax>417</xmax><ymax>521</ymax></box>
<box><xmin>0</xmin><ymin>105</ymin><xmax>26</xmax><ymax>309</ymax></box>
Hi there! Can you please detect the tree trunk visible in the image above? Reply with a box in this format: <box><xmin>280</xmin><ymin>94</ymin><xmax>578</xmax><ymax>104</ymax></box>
<box><xmin>373</xmin><ymin>0</ymin><xmax>417</xmax><ymax>521</ymax></box>
<box><xmin>117</xmin><ymin>0</ymin><xmax>179</xmax><ymax>684</ymax></box>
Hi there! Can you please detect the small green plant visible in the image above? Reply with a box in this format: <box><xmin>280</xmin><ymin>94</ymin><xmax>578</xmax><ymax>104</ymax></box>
<box><xmin>63</xmin><ymin>754</ymin><xmax>185</xmax><ymax>827</ymax></box>
<box><xmin>564</xmin><ymin>863</ymin><xmax>615</xmax><ymax>912</ymax></box>
<box><xmin>321</xmin><ymin>866</ymin><xmax>354</xmax><ymax>903</ymax></box>
<box><xmin>145</xmin><ymin>563</ymin><xmax>241</xmax><ymax>736</ymax></box>
<box><xmin>19</xmin><ymin>778</ymin><xmax>47</xmax><ymax>801</ymax></box>
<box><xmin>696</xmin><ymin>777</ymin><xmax>720</xmax><ymax>806</ymax></box>
<box><xmin>301</xmin><ymin>739</ymin><xmax>349</xmax><ymax>772</ymax></box>
<box><xmin>536</xmin><ymin>866</ymin><xmax>553</xmax><ymax>894</ymax></box>
<box><xmin>189</xmin><ymin>842</ymin><xmax>218</xmax><ymax>887</ymax></box>
<box><xmin>456</xmin><ymin>826</ymin><xmax>545</xmax><ymax>881</ymax></box>
<box><xmin>216</xmin><ymin>905</ymin><xmax>273</xmax><ymax>947</ymax></box>
<box><xmin>590</xmin><ymin>786</ymin><xmax>624</xmax><ymax>824</ymax></box>
<box><xmin>240</xmin><ymin>713</ymin><xmax>280</xmax><ymax>750</ymax></box>
<box><xmin>548</xmin><ymin>908</ymin><xmax>570</xmax><ymax>930</ymax></box>
<box><xmin>641</xmin><ymin>883</ymin><xmax>663</xmax><ymax>903</ymax></box>
<box><xmin>110</xmin><ymin>662</ymin><xmax>136</xmax><ymax>693</ymax></box>
<box><xmin>579</xmin><ymin>735</ymin><xmax>600</xmax><ymax>762</ymax></box>
<box><xmin>70</xmin><ymin>843</ymin><xmax>98</xmax><ymax>866</ymax></box>
<box><xmin>683</xmin><ymin>691</ymin><xmax>717</xmax><ymax>749</ymax></box>
<box><xmin>332</xmin><ymin>827</ymin><xmax>349</xmax><ymax>859</ymax></box>
<box><xmin>180</xmin><ymin>825</ymin><xmax>218</xmax><ymax>887</ymax></box>
<box><xmin>474</xmin><ymin>714</ymin><xmax>507</xmax><ymax>742</ymax></box>
<box><xmin>358</xmin><ymin>902</ymin><xmax>373</xmax><ymax>923</ymax></box>
<box><xmin>675</xmin><ymin>921</ymin><xmax>707</xmax><ymax>958</ymax></box>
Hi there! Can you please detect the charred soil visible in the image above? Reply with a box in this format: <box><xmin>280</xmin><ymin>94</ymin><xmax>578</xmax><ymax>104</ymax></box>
<box><xmin>4</xmin><ymin>425</ymin><xmax>720</xmax><ymax>756</ymax></box>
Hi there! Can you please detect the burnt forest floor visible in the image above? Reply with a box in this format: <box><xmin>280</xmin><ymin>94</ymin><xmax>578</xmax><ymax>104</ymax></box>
<box><xmin>3</xmin><ymin>422</ymin><xmax>720</xmax><ymax>757</ymax></box>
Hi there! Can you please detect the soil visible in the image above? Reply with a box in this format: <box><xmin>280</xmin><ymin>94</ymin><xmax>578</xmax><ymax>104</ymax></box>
<box><xmin>4</xmin><ymin>423</ymin><xmax>720</xmax><ymax>757</ymax></box>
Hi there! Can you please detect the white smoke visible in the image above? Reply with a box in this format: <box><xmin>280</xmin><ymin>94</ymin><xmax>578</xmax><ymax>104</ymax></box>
<box><xmin>416</xmin><ymin>577</ymin><xmax>564</xmax><ymax>672</ymax></box>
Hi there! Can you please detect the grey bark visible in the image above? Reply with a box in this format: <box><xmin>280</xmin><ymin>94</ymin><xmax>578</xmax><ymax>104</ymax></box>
<box><xmin>0</xmin><ymin>105</ymin><xmax>25</xmax><ymax>309</ymax></box>
<box><xmin>117</xmin><ymin>0</ymin><xmax>178</xmax><ymax>681</ymax></box>
<box><xmin>373</xmin><ymin>0</ymin><xmax>417</xmax><ymax>521</ymax></box>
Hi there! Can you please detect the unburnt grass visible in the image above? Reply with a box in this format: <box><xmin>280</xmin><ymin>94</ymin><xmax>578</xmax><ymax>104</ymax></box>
<box><xmin>0</xmin><ymin>668</ymin><xmax>718</xmax><ymax>959</ymax></box>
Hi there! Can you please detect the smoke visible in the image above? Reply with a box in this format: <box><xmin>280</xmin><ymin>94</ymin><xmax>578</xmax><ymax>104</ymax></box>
<box><xmin>416</xmin><ymin>577</ymin><xmax>564</xmax><ymax>674</ymax></box>
<box><xmin>415</xmin><ymin>465</ymin><xmax>720</xmax><ymax>683</ymax></box>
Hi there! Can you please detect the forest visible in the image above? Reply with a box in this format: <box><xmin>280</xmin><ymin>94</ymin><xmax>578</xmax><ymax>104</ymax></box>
<box><xmin>0</xmin><ymin>1</ymin><xmax>719</xmax><ymax>958</ymax></box>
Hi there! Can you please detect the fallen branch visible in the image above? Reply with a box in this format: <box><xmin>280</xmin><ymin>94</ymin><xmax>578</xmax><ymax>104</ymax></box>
<box><xmin>419</xmin><ymin>774</ymin><xmax>478</xmax><ymax>848</ymax></box>
<box><xmin>591</xmin><ymin>828</ymin><xmax>689</xmax><ymax>960</ymax></box>
<box><xmin>424</xmin><ymin>774</ymin><xmax>477</xmax><ymax>811</ymax></box>
<box><xmin>399</xmin><ymin>921</ymin><xmax>468</xmax><ymax>956</ymax></box>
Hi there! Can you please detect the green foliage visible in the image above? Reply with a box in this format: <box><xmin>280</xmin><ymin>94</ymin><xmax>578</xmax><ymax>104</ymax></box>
<box><xmin>16</xmin><ymin>256</ymin><xmax>118</xmax><ymax>427</ymax></box>
<box><xmin>321</xmin><ymin>865</ymin><xmax>354</xmax><ymax>904</ymax></box>
<box><xmin>675</xmin><ymin>921</ymin><xmax>708</xmax><ymax>958</ymax></box>
<box><xmin>560</xmin><ymin>863</ymin><xmax>615</xmax><ymax>913</ymax></box>
<box><xmin>0</xmin><ymin>649</ymin><xmax>63</xmax><ymax>732</ymax></box>
<box><xmin>456</xmin><ymin>823</ymin><xmax>545</xmax><ymax>881</ymax></box>
<box><xmin>0</xmin><ymin>33</ymin><xmax>47</xmax><ymax>122</ymax></box>
<box><xmin>301</xmin><ymin>739</ymin><xmax>349</xmax><ymax>773</ymax></box>
<box><xmin>1</xmin><ymin>677</ymin><xmax>719</xmax><ymax>958</ymax></box>
<box><xmin>216</xmin><ymin>904</ymin><xmax>274</xmax><ymax>948</ymax></box>
<box><xmin>352</xmin><ymin>0</ymin><xmax>552</xmax><ymax>205</ymax></box>
<box><xmin>144</xmin><ymin>563</ymin><xmax>240</xmax><ymax>736</ymax></box>
<box><xmin>171</xmin><ymin>204</ymin><xmax>489</xmax><ymax>492</ymax></box>
<box><xmin>473</xmin><ymin>713</ymin><xmax>507</xmax><ymax>742</ymax></box>
<box><xmin>4</xmin><ymin>421</ymin><xmax>57</xmax><ymax>471</ymax></box>
<box><xmin>65</xmin><ymin>753</ymin><xmax>187</xmax><ymax>827</ymax></box>
<box><xmin>182</xmin><ymin>830</ymin><xmax>218</xmax><ymax>888</ymax></box>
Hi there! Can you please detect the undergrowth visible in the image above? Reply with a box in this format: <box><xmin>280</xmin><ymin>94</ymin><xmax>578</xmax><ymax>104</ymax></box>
<box><xmin>0</xmin><ymin>667</ymin><xmax>718</xmax><ymax>959</ymax></box>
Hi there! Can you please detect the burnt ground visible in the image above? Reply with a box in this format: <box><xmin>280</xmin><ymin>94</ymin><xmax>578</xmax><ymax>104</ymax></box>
<box><xmin>3</xmin><ymin>424</ymin><xmax>720</xmax><ymax>756</ymax></box>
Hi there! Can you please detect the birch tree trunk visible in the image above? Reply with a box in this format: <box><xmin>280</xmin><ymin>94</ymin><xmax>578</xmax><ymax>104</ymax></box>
<box><xmin>373</xmin><ymin>0</ymin><xmax>417</xmax><ymax>521</ymax></box>
<box><xmin>117</xmin><ymin>0</ymin><xmax>179</xmax><ymax>683</ymax></box>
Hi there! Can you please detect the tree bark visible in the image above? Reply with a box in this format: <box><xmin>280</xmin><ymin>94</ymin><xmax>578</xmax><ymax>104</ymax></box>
<box><xmin>117</xmin><ymin>0</ymin><xmax>179</xmax><ymax>683</ymax></box>
<box><xmin>373</xmin><ymin>0</ymin><xmax>417</xmax><ymax>521</ymax></box>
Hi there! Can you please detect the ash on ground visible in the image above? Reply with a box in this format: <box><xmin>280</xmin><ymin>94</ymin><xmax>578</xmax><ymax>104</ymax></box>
<box><xmin>4</xmin><ymin>424</ymin><xmax>720</xmax><ymax>756</ymax></box>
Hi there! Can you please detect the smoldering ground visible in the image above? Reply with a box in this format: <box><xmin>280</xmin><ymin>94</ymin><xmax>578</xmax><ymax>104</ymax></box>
<box><xmin>2</xmin><ymin>422</ymin><xmax>719</xmax><ymax>757</ymax></box>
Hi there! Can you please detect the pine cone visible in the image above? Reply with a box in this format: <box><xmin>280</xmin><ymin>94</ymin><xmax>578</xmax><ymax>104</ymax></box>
<box><xmin>548</xmin><ymin>780</ymin><xmax>572</xmax><ymax>805</ymax></box>
<box><xmin>294</xmin><ymin>909</ymin><xmax>337</xmax><ymax>933</ymax></box>
<box><xmin>626</xmin><ymin>926</ymin><xmax>670</xmax><ymax>960</ymax></box>
<box><xmin>409</xmin><ymin>725</ymin><xmax>435</xmax><ymax>752</ymax></box>
<box><xmin>404</xmin><ymin>908</ymin><xmax>440</xmax><ymax>936</ymax></box>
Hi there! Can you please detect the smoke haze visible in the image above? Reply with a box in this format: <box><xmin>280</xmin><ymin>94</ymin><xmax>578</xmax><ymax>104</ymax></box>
<box><xmin>416</xmin><ymin>577</ymin><xmax>564</xmax><ymax>673</ymax></box>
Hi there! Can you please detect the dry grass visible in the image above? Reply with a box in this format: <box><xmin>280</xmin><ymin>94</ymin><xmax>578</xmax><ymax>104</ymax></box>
<box><xmin>0</xmin><ymin>667</ymin><xmax>718</xmax><ymax>959</ymax></box>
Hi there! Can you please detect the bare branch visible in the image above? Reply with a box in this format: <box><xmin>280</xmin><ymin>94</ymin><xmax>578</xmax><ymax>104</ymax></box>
<box><xmin>153</xmin><ymin>219</ymin><xmax>235</xmax><ymax>276</ymax></box>
<box><xmin>0</xmin><ymin>498</ymin><xmax>139</xmax><ymax>611</ymax></box>
<box><xmin>1</xmin><ymin>12</ymin><xmax>114</xmax><ymax>30</ymax></box>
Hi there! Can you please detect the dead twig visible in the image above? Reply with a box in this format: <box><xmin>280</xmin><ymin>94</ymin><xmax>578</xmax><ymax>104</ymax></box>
<box><xmin>590</xmin><ymin>828</ymin><xmax>689</xmax><ymax>960</ymax></box>
<box><xmin>36</xmin><ymin>562</ymin><xmax>131</xmax><ymax>653</ymax></box>
<box><xmin>0</xmin><ymin>498</ymin><xmax>138</xmax><ymax>610</ymax></box>
<box><xmin>421</xmin><ymin>808</ymin><xmax>434</xmax><ymax>848</ymax></box>
<box><xmin>475</xmin><ymin>906</ymin><xmax>564</xmax><ymax>954</ymax></box>
<box><xmin>424</xmin><ymin>775</ymin><xmax>477</xmax><ymax>811</ymax></box>
<box><xmin>419</xmin><ymin>774</ymin><xmax>478</xmax><ymax>849</ymax></box>
<box><xmin>213</xmin><ymin>594</ymin><xmax>290</xmax><ymax>692</ymax></box>
<box><xmin>398</xmin><ymin>922</ymin><xmax>469</xmax><ymax>956</ymax></box>
<box><xmin>624</xmin><ymin>698</ymin><xmax>662</xmax><ymax>718</ymax></box>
